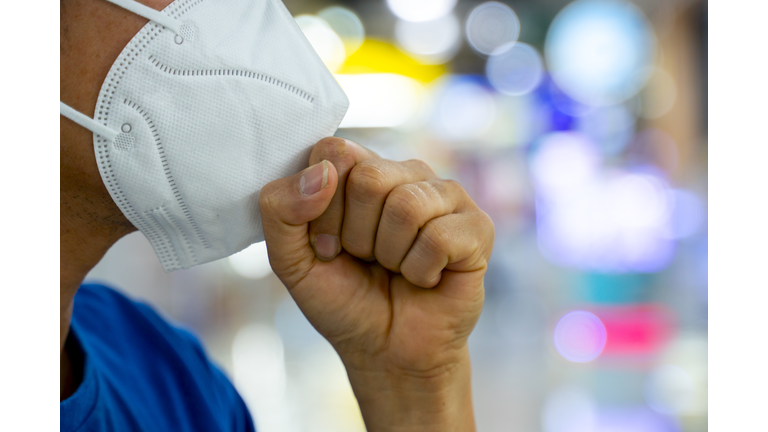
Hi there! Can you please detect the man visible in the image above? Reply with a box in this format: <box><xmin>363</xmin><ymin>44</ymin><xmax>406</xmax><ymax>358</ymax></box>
<box><xmin>61</xmin><ymin>0</ymin><xmax>495</xmax><ymax>430</ymax></box>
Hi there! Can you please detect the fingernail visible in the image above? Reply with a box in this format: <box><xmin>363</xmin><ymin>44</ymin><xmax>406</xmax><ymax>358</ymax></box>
<box><xmin>314</xmin><ymin>234</ymin><xmax>339</xmax><ymax>260</ymax></box>
<box><xmin>300</xmin><ymin>160</ymin><xmax>328</xmax><ymax>196</ymax></box>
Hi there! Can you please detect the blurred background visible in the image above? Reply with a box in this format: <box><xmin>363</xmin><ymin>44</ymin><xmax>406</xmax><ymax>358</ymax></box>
<box><xmin>85</xmin><ymin>0</ymin><xmax>708</xmax><ymax>430</ymax></box>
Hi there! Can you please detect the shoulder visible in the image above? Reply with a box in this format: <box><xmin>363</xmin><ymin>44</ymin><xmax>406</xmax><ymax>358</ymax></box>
<box><xmin>73</xmin><ymin>283</ymin><xmax>214</xmax><ymax>377</ymax></box>
<box><xmin>69</xmin><ymin>283</ymin><xmax>255</xmax><ymax>432</ymax></box>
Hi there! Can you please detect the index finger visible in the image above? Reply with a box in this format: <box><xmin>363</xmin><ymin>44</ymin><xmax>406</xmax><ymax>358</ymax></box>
<box><xmin>307</xmin><ymin>137</ymin><xmax>378</xmax><ymax>260</ymax></box>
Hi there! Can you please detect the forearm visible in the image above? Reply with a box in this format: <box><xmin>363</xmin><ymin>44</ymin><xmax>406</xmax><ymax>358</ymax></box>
<box><xmin>343</xmin><ymin>348</ymin><xmax>476</xmax><ymax>432</ymax></box>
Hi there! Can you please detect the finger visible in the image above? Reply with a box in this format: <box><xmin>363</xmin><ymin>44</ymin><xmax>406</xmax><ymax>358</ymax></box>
<box><xmin>374</xmin><ymin>179</ymin><xmax>469</xmax><ymax>273</ymax></box>
<box><xmin>307</xmin><ymin>137</ymin><xmax>378</xmax><ymax>261</ymax></box>
<box><xmin>399</xmin><ymin>211</ymin><xmax>495</xmax><ymax>288</ymax></box>
<box><xmin>258</xmin><ymin>160</ymin><xmax>338</xmax><ymax>289</ymax></box>
<box><xmin>341</xmin><ymin>159</ymin><xmax>437</xmax><ymax>260</ymax></box>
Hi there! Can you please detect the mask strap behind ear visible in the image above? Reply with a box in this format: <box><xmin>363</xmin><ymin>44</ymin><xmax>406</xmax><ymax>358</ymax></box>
<box><xmin>60</xmin><ymin>0</ymin><xmax>183</xmax><ymax>139</ymax></box>
<box><xmin>60</xmin><ymin>102</ymin><xmax>119</xmax><ymax>141</ymax></box>
<box><xmin>106</xmin><ymin>0</ymin><xmax>182</xmax><ymax>34</ymax></box>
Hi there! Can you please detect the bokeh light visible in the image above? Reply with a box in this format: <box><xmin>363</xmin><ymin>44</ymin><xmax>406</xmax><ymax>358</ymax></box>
<box><xmin>465</xmin><ymin>1</ymin><xmax>520</xmax><ymax>55</ymax></box>
<box><xmin>576</xmin><ymin>103</ymin><xmax>636</xmax><ymax>155</ymax></box>
<box><xmin>532</xmin><ymin>133</ymin><xmax>677</xmax><ymax>272</ymax></box>
<box><xmin>553</xmin><ymin>311</ymin><xmax>606</xmax><ymax>362</ymax></box>
<box><xmin>395</xmin><ymin>14</ymin><xmax>461</xmax><ymax>64</ymax></box>
<box><xmin>336</xmin><ymin>73</ymin><xmax>424</xmax><ymax>128</ymax></box>
<box><xmin>636</xmin><ymin>67</ymin><xmax>677</xmax><ymax>119</ymax></box>
<box><xmin>486</xmin><ymin>42</ymin><xmax>544</xmax><ymax>96</ymax></box>
<box><xmin>430</xmin><ymin>76</ymin><xmax>496</xmax><ymax>141</ymax></box>
<box><xmin>665</xmin><ymin>189</ymin><xmax>705</xmax><ymax>239</ymax></box>
<box><xmin>530</xmin><ymin>132</ymin><xmax>601</xmax><ymax>197</ymax></box>
<box><xmin>627</xmin><ymin>128</ymin><xmax>679</xmax><ymax>174</ymax></box>
<box><xmin>295</xmin><ymin>14</ymin><xmax>346</xmax><ymax>72</ymax></box>
<box><xmin>644</xmin><ymin>364</ymin><xmax>694</xmax><ymax>414</ymax></box>
<box><xmin>228</xmin><ymin>241</ymin><xmax>272</xmax><ymax>279</ymax></box>
<box><xmin>386</xmin><ymin>0</ymin><xmax>457</xmax><ymax>23</ymax></box>
<box><xmin>337</xmin><ymin>39</ymin><xmax>446</xmax><ymax>83</ymax></box>
<box><xmin>545</xmin><ymin>0</ymin><xmax>657</xmax><ymax>106</ymax></box>
<box><xmin>318</xmin><ymin>6</ymin><xmax>365</xmax><ymax>56</ymax></box>
<box><xmin>606</xmin><ymin>172</ymin><xmax>669</xmax><ymax>230</ymax></box>
<box><xmin>483</xmin><ymin>93</ymin><xmax>541</xmax><ymax>148</ymax></box>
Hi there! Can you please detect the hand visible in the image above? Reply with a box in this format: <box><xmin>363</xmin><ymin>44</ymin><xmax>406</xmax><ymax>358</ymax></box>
<box><xmin>258</xmin><ymin>138</ymin><xmax>494</xmax><ymax>431</ymax></box>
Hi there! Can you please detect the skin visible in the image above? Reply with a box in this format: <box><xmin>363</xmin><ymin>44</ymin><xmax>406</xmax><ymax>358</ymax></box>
<box><xmin>61</xmin><ymin>0</ymin><xmax>495</xmax><ymax>430</ymax></box>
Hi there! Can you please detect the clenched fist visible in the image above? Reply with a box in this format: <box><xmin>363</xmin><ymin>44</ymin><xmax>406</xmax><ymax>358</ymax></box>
<box><xmin>258</xmin><ymin>138</ymin><xmax>494</xmax><ymax>432</ymax></box>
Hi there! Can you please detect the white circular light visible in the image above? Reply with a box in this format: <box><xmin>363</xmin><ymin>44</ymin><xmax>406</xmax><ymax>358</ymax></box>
<box><xmin>553</xmin><ymin>310</ymin><xmax>606</xmax><ymax>362</ymax></box>
<box><xmin>545</xmin><ymin>0</ymin><xmax>656</xmax><ymax>106</ymax></box>
<box><xmin>228</xmin><ymin>241</ymin><xmax>272</xmax><ymax>279</ymax></box>
<box><xmin>387</xmin><ymin>0</ymin><xmax>457</xmax><ymax>23</ymax></box>
<box><xmin>486</xmin><ymin>42</ymin><xmax>544</xmax><ymax>96</ymax></box>
<box><xmin>317</xmin><ymin>6</ymin><xmax>365</xmax><ymax>56</ymax></box>
<box><xmin>466</xmin><ymin>1</ymin><xmax>520</xmax><ymax>55</ymax></box>
<box><xmin>294</xmin><ymin>15</ymin><xmax>346</xmax><ymax>72</ymax></box>
<box><xmin>395</xmin><ymin>14</ymin><xmax>461</xmax><ymax>64</ymax></box>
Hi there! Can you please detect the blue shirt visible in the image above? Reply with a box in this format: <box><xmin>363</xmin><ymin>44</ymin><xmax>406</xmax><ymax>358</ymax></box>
<box><xmin>60</xmin><ymin>284</ymin><xmax>255</xmax><ymax>432</ymax></box>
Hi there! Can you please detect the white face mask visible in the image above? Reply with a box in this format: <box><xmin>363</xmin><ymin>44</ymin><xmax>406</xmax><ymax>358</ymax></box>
<box><xmin>60</xmin><ymin>0</ymin><xmax>349</xmax><ymax>272</ymax></box>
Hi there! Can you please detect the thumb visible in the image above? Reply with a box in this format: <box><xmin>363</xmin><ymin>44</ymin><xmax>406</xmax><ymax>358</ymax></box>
<box><xmin>258</xmin><ymin>160</ymin><xmax>338</xmax><ymax>288</ymax></box>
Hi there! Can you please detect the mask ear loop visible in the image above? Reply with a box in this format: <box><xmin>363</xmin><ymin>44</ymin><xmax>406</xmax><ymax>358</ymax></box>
<box><xmin>60</xmin><ymin>102</ymin><xmax>120</xmax><ymax>141</ymax></box>
<box><xmin>105</xmin><ymin>0</ymin><xmax>182</xmax><ymax>35</ymax></box>
<box><xmin>60</xmin><ymin>0</ymin><xmax>184</xmax><ymax>139</ymax></box>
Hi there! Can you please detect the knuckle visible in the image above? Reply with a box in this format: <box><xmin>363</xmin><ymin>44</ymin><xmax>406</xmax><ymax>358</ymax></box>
<box><xmin>400</xmin><ymin>259</ymin><xmax>435</xmax><ymax>287</ymax></box>
<box><xmin>480</xmin><ymin>211</ymin><xmax>496</xmax><ymax>251</ymax></box>
<box><xmin>347</xmin><ymin>162</ymin><xmax>389</xmax><ymax>200</ymax></box>
<box><xmin>419</xmin><ymin>220</ymin><xmax>451</xmax><ymax>256</ymax></box>
<box><xmin>406</xmin><ymin>158</ymin><xmax>434</xmax><ymax>175</ymax></box>
<box><xmin>384</xmin><ymin>185</ymin><xmax>424</xmax><ymax>227</ymax></box>
<box><xmin>442</xmin><ymin>178</ymin><xmax>465</xmax><ymax>195</ymax></box>
<box><xmin>435</xmin><ymin>178</ymin><xmax>467</xmax><ymax>201</ymax></box>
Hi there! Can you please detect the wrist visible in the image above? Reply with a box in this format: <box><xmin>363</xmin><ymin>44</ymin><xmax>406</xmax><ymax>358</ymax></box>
<box><xmin>342</xmin><ymin>346</ymin><xmax>476</xmax><ymax>432</ymax></box>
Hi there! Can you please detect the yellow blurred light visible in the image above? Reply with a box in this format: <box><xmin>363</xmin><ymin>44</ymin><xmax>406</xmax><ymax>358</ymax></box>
<box><xmin>337</xmin><ymin>39</ymin><xmax>447</xmax><ymax>83</ymax></box>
